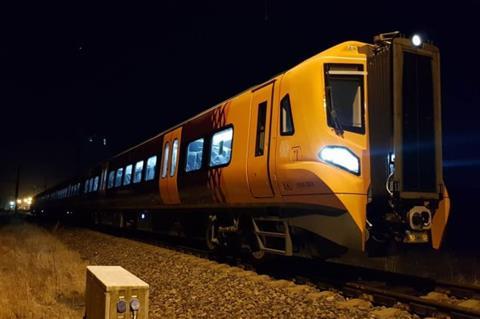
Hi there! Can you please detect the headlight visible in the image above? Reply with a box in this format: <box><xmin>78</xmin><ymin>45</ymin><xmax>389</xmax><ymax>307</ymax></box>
<box><xmin>318</xmin><ymin>146</ymin><xmax>360</xmax><ymax>175</ymax></box>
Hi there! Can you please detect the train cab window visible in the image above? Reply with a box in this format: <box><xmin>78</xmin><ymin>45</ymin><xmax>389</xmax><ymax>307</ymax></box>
<box><xmin>161</xmin><ymin>143</ymin><xmax>170</xmax><ymax>178</ymax></box>
<box><xmin>108</xmin><ymin>171</ymin><xmax>115</xmax><ymax>189</ymax></box>
<box><xmin>255</xmin><ymin>101</ymin><xmax>267</xmax><ymax>156</ymax></box>
<box><xmin>209</xmin><ymin>127</ymin><xmax>233</xmax><ymax>167</ymax></box>
<box><xmin>170</xmin><ymin>139</ymin><xmax>179</xmax><ymax>177</ymax></box>
<box><xmin>185</xmin><ymin>138</ymin><xmax>204</xmax><ymax>172</ymax></box>
<box><xmin>324</xmin><ymin>64</ymin><xmax>365</xmax><ymax>134</ymax></box>
<box><xmin>93</xmin><ymin>176</ymin><xmax>99</xmax><ymax>191</ymax></box>
<box><xmin>124</xmin><ymin>164</ymin><xmax>133</xmax><ymax>185</ymax></box>
<box><xmin>134</xmin><ymin>161</ymin><xmax>144</xmax><ymax>183</ymax></box>
<box><xmin>115</xmin><ymin>168</ymin><xmax>124</xmax><ymax>187</ymax></box>
<box><xmin>145</xmin><ymin>156</ymin><xmax>157</xmax><ymax>181</ymax></box>
<box><xmin>280</xmin><ymin>94</ymin><xmax>295</xmax><ymax>135</ymax></box>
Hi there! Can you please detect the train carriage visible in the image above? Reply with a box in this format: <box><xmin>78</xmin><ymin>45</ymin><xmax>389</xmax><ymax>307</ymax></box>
<box><xmin>33</xmin><ymin>32</ymin><xmax>450</xmax><ymax>259</ymax></box>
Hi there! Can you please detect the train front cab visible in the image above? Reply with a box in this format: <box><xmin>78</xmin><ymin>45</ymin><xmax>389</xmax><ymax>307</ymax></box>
<box><xmin>273</xmin><ymin>41</ymin><xmax>370</xmax><ymax>258</ymax></box>
<box><xmin>272</xmin><ymin>35</ymin><xmax>450</xmax><ymax>258</ymax></box>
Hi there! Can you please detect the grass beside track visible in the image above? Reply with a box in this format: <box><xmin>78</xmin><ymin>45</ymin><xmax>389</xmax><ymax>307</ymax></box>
<box><xmin>0</xmin><ymin>217</ymin><xmax>85</xmax><ymax>319</ymax></box>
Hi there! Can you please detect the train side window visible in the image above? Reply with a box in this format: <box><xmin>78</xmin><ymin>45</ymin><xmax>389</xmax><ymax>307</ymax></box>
<box><xmin>93</xmin><ymin>176</ymin><xmax>99</xmax><ymax>191</ymax></box>
<box><xmin>84</xmin><ymin>180</ymin><xmax>89</xmax><ymax>193</ymax></box>
<box><xmin>115</xmin><ymin>168</ymin><xmax>124</xmax><ymax>187</ymax></box>
<box><xmin>209</xmin><ymin>127</ymin><xmax>233</xmax><ymax>167</ymax></box>
<box><xmin>134</xmin><ymin>160</ymin><xmax>144</xmax><ymax>183</ymax></box>
<box><xmin>170</xmin><ymin>139</ymin><xmax>179</xmax><ymax>177</ymax></box>
<box><xmin>124</xmin><ymin>164</ymin><xmax>133</xmax><ymax>185</ymax></box>
<box><xmin>324</xmin><ymin>64</ymin><xmax>365</xmax><ymax>134</ymax></box>
<box><xmin>161</xmin><ymin>143</ymin><xmax>170</xmax><ymax>178</ymax></box>
<box><xmin>145</xmin><ymin>156</ymin><xmax>157</xmax><ymax>181</ymax></box>
<box><xmin>185</xmin><ymin>138</ymin><xmax>204</xmax><ymax>172</ymax></box>
<box><xmin>280</xmin><ymin>94</ymin><xmax>295</xmax><ymax>135</ymax></box>
<box><xmin>255</xmin><ymin>101</ymin><xmax>267</xmax><ymax>156</ymax></box>
<box><xmin>108</xmin><ymin>171</ymin><xmax>115</xmax><ymax>189</ymax></box>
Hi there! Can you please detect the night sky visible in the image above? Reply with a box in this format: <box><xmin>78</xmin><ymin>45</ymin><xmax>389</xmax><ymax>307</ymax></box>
<box><xmin>1</xmin><ymin>1</ymin><xmax>480</xmax><ymax>245</ymax></box>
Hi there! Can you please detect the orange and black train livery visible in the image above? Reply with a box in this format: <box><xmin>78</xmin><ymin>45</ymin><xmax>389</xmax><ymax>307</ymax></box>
<box><xmin>33</xmin><ymin>32</ymin><xmax>450</xmax><ymax>259</ymax></box>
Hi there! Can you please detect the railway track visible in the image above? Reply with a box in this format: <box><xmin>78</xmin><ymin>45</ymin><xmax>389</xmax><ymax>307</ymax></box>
<box><xmin>343</xmin><ymin>280</ymin><xmax>480</xmax><ymax>319</ymax></box>
<box><xmin>97</xmin><ymin>224</ymin><xmax>480</xmax><ymax>318</ymax></box>
<box><xmin>35</xmin><ymin>217</ymin><xmax>480</xmax><ymax>318</ymax></box>
<box><xmin>123</xmin><ymin>229</ymin><xmax>480</xmax><ymax>318</ymax></box>
<box><xmin>278</xmin><ymin>260</ymin><xmax>480</xmax><ymax>319</ymax></box>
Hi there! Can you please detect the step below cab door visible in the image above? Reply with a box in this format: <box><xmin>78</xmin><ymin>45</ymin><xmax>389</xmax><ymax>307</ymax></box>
<box><xmin>160</xmin><ymin>127</ymin><xmax>182</xmax><ymax>204</ymax></box>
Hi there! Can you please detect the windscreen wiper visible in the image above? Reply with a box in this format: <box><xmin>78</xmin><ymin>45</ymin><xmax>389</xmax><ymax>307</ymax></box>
<box><xmin>326</xmin><ymin>86</ymin><xmax>344</xmax><ymax>136</ymax></box>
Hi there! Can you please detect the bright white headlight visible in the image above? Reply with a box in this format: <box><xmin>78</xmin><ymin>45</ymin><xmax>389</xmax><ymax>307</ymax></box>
<box><xmin>411</xmin><ymin>34</ymin><xmax>422</xmax><ymax>47</ymax></box>
<box><xmin>319</xmin><ymin>146</ymin><xmax>360</xmax><ymax>175</ymax></box>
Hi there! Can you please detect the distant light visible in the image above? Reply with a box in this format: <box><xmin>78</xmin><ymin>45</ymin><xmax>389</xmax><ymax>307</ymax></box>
<box><xmin>17</xmin><ymin>199</ymin><xmax>22</xmax><ymax>204</ymax></box>
<box><xmin>103</xmin><ymin>138</ymin><xmax>107</xmax><ymax>146</ymax></box>
<box><xmin>9</xmin><ymin>201</ymin><xmax>15</xmax><ymax>207</ymax></box>
<box><xmin>411</xmin><ymin>34</ymin><xmax>422</xmax><ymax>47</ymax></box>
<box><xmin>140</xmin><ymin>213</ymin><xmax>146</xmax><ymax>220</ymax></box>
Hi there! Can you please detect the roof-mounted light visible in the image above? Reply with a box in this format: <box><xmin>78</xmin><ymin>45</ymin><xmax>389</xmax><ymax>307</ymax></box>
<box><xmin>411</xmin><ymin>34</ymin><xmax>422</xmax><ymax>47</ymax></box>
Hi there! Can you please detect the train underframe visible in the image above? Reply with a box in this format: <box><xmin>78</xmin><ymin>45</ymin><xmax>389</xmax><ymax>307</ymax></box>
<box><xmin>37</xmin><ymin>204</ymin><xmax>364</xmax><ymax>260</ymax></box>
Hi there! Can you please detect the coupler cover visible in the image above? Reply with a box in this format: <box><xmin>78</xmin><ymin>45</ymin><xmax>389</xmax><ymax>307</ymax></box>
<box><xmin>85</xmin><ymin>266</ymin><xmax>149</xmax><ymax>319</ymax></box>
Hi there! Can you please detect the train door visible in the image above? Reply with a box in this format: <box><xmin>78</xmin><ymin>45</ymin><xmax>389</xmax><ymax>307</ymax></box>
<box><xmin>247</xmin><ymin>82</ymin><xmax>275</xmax><ymax>198</ymax></box>
<box><xmin>160</xmin><ymin>127</ymin><xmax>182</xmax><ymax>204</ymax></box>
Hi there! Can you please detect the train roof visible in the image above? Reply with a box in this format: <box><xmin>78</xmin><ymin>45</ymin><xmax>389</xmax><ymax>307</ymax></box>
<box><xmin>111</xmin><ymin>40</ymin><xmax>370</xmax><ymax>159</ymax></box>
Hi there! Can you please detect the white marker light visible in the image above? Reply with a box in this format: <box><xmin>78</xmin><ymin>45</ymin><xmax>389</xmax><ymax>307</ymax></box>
<box><xmin>411</xmin><ymin>34</ymin><xmax>422</xmax><ymax>47</ymax></box>
<box><xmin>319</xmin><ymin>146</ymin><xmax>360</xmax><ymax>175</ymax></box>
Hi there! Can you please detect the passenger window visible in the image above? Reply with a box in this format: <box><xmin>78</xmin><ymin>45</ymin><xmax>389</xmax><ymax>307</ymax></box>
<box><xmin>145</xmin><ymin>156</ymin><xmax>157</xmax><ymax>181</ymax></box>
<box><xmin>93</xmin><ymin>176</ymin><xmax>99</xmax><ymax>191</ymax></box>
<box><xmin>161</xmin><ymin>143</ymin><xmax>170</xmax><ymax>178</ymax></box>
<box><xmin>123</xmin><ymin>164</ymin><xmax>133</xmax><ymax>185</ymax></box>
<box><xmin>209</xmin><ymin>127</ymin><xmax>233</xmax><ymax>167</ymax></box>
<box><xmin>255</xmin><ymin>102</ymin><xmax>267</xmax><ymax>156</ymax></box>
<box><xmin>185</xmin><ymin>138</ymin><xmax>204</xmax><ymax>172</ymax></box>
<box><xmin>84</xmin><ymin>180</ymin><xmax>89</xmax><ymax>193</ymax></box>
<box><xmin>134</xmin><ymin>161</ymin><xmax>144</xmax><ymax>183</ymax></box>
<box><xmin>115</xmin><ymin>168</ymin><xmax>124</xmax><ymax>187</ymax></box>
<box><xmin>280</xmin><ymin>94</ymin><xmax>295</xmax><ymax>135</ymax></box>
<box><xmin>324</xmin><ymin>64</ymin><xmax>365</xmax><ymax>134</ymax></box>
<box><xmin>170</xmin><ymin>139</ymin><xmax>179</xmax><ymax>177</ymax></box>
<box><xmin>108</xmin><ymin>171</ymin><xmax>115</xmax><ymax>189</ymax></box>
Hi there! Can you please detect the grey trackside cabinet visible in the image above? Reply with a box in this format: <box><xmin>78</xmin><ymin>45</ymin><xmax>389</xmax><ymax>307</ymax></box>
<box><xmin>85</xmin><ymin>266</ymin><xmax>149</xmax><ymax>319</ymax></box>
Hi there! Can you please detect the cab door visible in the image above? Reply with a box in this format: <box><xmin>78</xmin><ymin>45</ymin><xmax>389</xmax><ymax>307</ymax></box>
<box><xmin>247</xmin><ymin>82</ymin><xmax>275</xmax><ymax>198</ymax></box>
<box><xmin>160</xmin><ymin>127</ymin><xmax>182</xmax><ymax>204</ymax></box>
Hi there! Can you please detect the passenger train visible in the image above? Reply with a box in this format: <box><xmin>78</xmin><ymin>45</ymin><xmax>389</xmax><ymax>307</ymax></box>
<box><xmin>32</xmin><ymin>32</ymin><xmax>450</xmax><ymax>259</ymax></box>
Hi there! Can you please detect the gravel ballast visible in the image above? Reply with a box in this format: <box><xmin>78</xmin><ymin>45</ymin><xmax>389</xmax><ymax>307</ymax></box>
<box><xmin>55</xmin><ymin>226</ymin><xmax>418</xmax><ymax>319</ymax></box>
